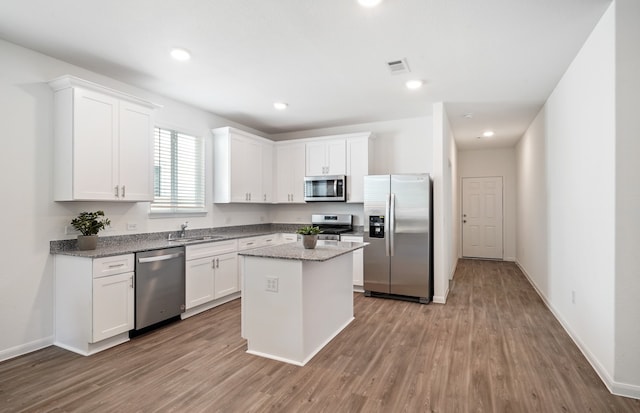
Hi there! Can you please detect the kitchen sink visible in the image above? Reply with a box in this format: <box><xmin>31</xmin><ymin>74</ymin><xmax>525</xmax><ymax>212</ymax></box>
<box><xmin>168</xmin><ymin>235</ymin><xmax>224</xmax><ymax>243</ymax></box>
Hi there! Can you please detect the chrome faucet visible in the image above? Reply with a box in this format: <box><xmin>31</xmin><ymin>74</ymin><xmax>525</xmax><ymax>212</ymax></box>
<box><xmin>179</xmin><ymin>221</ymin><xmax>189</xmax><ymax>238</ymax></box>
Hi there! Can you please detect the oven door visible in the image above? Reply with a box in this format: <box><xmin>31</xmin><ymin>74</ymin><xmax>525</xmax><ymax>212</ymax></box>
<box><xmin>304</xmin><ymin>175</ymin><xmax>346</xmax><ymax>202</ymax></box>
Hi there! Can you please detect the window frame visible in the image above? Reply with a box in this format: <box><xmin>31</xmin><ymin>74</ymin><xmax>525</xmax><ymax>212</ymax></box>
<box><xmin>149</xmin><ymin>125</ymin><xmax>206</xmax><ymax>217</ymax></box>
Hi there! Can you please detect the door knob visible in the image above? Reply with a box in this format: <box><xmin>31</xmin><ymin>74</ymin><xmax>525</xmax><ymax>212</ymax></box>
<box><xmin>463</xmin><ymin>220</ymin><xmax>467</xmax><ymax>223</ymax></box>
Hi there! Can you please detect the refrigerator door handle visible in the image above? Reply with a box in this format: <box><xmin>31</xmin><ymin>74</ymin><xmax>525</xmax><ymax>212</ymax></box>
<box><xmin>385</xmin><ymin>193</ymin><xmax>391</xmax><ymax>256</ymax></box>
<box><xmin>390</xmin><ymin>193</ymin><xmax>396</xmax><ymax>256</ymax></box>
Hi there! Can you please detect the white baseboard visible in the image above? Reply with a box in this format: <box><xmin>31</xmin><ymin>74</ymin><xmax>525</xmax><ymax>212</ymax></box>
<box><xmin>515</xmin><ymin>260</ymin><xmax>640</xmax><ymax>400</ymax></box>
<box><xmin>0</xmin><ymin>336</ymin><xmax>53</xmax><ymax>362</ymax></box>
<box><xmin>503</xmin><ymin>256</ymin><xmax>516</xmax><ymax>262</ymax></box>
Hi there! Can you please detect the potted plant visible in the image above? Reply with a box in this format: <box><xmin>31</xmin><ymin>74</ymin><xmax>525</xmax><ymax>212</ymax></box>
<box><xmin>296</xmin><ymin>225</ymin><xmax>322</xmax><ymax>249</ymax></box>
<box><xmin>70</xmin><ymin>210</ymin><xmax>111</xmax><ymax>250</ymax></box>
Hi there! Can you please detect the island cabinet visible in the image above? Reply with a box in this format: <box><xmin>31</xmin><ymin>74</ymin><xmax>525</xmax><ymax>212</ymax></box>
<box><xmin>212</xmin><ymin>127</ymin><xmax>273</xmax><ymax>203</ymax></box>
<box><xmin>54</xmin><ymin>254</ymin><xmax>135</xmax><ymax>356</ymax></box>
<box><xmin>305</xmin><ymin>139</ymin><xmax>346</xmax><ymax>176</ymax></box>
<box><xmin>275</xmin><ymin>142</ymin><xmax>306</xmax><ymax>203</ymax></box>
<box><xmin>184</xmin><ymin>240</ymin><xmax>238</xmax><ymax>316</ymax></box>
<box><xmin>48</xmin><ymin>75</ymin><xmax>158</xmax><ymax>202</ymax></box>
<box><xmin>240</xmin><ymin>240</ymin><xmax>367</xmax><ymax>366</ymax></box>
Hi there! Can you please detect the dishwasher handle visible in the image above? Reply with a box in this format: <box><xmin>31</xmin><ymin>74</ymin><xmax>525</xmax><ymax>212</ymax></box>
<box><xmin>138</xmin><ymin>251</ymin><xmax>184</xmax><ymax>264</ymax></box>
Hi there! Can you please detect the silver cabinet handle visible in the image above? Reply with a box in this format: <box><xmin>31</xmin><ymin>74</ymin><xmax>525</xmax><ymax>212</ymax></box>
<box><xmin>122</xmin><ymin>185</ymin><xmax>126</xmax><ymax>198</ymax></box>
<box><xmin>114</xmin><ymin>185</ymin><xmax>119</xmax><ymax>198</ymax></box>
<box><xmin>216</xmin><ymin>258</ymin><xmax>219</xmax><ymax>268</ymax></box>
<box><xmin>130</xmin><ymin>275</ymin><xmax>134</xmax><ymax>289</ymax></box>
<box><xmin>212</xmin><ymin>259</ymin><xmax>215</xmax><ymax>269</ymax></box>
<box><xmin>138</xmin><ymin>252</ymin><xmax>184</xmax><ymax>263</ymax></box>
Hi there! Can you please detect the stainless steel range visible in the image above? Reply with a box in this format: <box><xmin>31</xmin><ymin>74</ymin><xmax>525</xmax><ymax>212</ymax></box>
<box><xmin>311</xmin><ymin>214</ymin><xmax>353</xmax><ymax>241</ymax></box>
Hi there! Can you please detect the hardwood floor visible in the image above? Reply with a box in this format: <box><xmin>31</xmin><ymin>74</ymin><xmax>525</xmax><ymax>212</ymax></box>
<box><xmin>2</xmin><ymin>259</ymin><xmax>639</xmax><ymax>412</ymax></box>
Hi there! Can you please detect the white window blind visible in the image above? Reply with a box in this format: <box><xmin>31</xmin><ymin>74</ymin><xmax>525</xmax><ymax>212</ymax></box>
<box><xmin>151</xmin><ymin>127</ymin><xmax>205</xmax><ymax>213</ymax></box>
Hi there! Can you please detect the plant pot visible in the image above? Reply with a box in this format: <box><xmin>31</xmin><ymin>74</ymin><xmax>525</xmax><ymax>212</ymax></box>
<box><xmin>77</xmin><ymin>235</ymin><xmax>98</xmax><ymax>251</ymax></box>
<box><xmin>301</xmin><ymin>234</ymin><xmax>318</xmax><ymax>249</ymax></box>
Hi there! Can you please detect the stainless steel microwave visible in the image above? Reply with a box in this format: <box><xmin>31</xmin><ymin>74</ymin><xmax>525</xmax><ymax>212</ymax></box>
<box><xmin>304</xmin><ymin>175</ymin><xmax>346</xmax><ymax>202</ymax></box>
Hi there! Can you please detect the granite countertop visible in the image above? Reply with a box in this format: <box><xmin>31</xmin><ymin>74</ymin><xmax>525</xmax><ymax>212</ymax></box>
<box><xmin>50</xmin><ymin>224</ymin><xmax>303</xmax><ymax>258</ymax></box>
<box><xmin>238</xmin><ymin>240</ymin><xmax>367</xmax><ymax>262</ymax></box>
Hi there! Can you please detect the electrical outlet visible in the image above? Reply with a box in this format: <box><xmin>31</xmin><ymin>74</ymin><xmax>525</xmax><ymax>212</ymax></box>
<box><xmin>266</xmin><ymin>277</ymin><xmax>279</xmax><ymax>293</ymax></box>
<box><xmin>65</xmin><ymin>225</ymin><xmax>79</xmax><ymax>235</ymax></box>
<box><xmin>127</xmin><ymin>222</ymin><xmax>137</xmax><ymax>231</ymax></box>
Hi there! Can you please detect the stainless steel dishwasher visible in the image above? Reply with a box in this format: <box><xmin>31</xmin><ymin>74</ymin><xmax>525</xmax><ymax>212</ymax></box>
<box><xmin>134</xmin><ymin>247</ymin><xmax>185</xmax><ymax>331</ymax></box>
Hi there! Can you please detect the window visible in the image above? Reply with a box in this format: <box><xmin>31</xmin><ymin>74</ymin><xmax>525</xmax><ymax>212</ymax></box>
<box><xmin>151</xmin><ymin>127</ymin><xmax>205</xmax><ymax>214</ymax></box>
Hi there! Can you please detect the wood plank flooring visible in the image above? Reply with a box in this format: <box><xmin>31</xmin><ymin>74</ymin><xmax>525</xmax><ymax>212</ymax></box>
<box><xmin>1</xmin><ymin>259</ymin><xmax>639</xmax><ymax>412</ymax></box>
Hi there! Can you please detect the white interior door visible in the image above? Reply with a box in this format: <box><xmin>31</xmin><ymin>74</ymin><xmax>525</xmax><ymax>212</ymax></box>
<box><xmin>462</xmin><ymin>177</ymin><xmax>503</xmax><ymax>259</ymax></box>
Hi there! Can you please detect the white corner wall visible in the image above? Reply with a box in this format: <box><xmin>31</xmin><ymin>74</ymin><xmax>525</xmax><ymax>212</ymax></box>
<box><xmin>516</xmin><ymin>2</ymin><xmax>640</xmax><ymax>398</ymax></box>
<box><xmin>458</xmin><ymin>148</ymin><xmax>517</xmax><ymax>261</ymax></box>
<box><xmin>432</xmin><ymin>103</ymin><xmax>456</xmax><ymax>302</ymax></box>
<box><xmin>614</xmin><ymin>0</ymin><xmax>640</xmax><ymax>394</ymax></box>
<box><xmin>545</xmin><ymin>1</ymin><xmax>616</xmax><ymax>382</ymax></box>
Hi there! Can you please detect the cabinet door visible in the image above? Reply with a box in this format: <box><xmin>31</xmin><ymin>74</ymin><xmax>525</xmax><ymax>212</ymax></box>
<box><xmin>214</xmin><ymin>252</ymin><xmax>239</xmax><ymax>299</ymax></box>
<box><xmin>92</xmin><ymin>271</ymin><xmax>134</xmax><ymax>342</ymax></box>
<box><xmin>326</xmin><ymin>139</ymin><xmax>346</xmax><ymax>175</ymax></box>
<box><xmin>275</xmin><ymin>143</ymin><xmax>305</xmax><ymax>203</ymax></box>
<box><xmin>290</xmin><ymin>144</ymin><xmax>306</xmax><ymax>202</ymax></box>
<box><xmin>261</xmin><ymin>142</ymin><xmax>273</xmax><ymax>203</ymax></box>
<box><xmin>230</xmin><ymin>135</ymin><xmax>261</xmax><ymax>202</ymax></box>
<box><xmin>118</xmin><ymin>101</ymin><xmax>154</xmax><ymax>201</ymax></box>
<box><xmin>352</xmin><ymin>248</ymin><xmax>364</xmax><ymax>286</ymax></box>
<box><xmin>73</xmin><ymin>88</ymin><xmax>118</xmax><ymax>200</ymax></box>
<box><xmin>346</xmin><ymin>137</ymin><xmax>369</xmax><ymax>203</ymax></box>
<box><xmin>305</xmin><ymin>141</ymin><xmax>328</xmax><ymax>175</ymax></box>
<box><xmin>341</xmin><ymin>236</ymin><xmax>364</xmax><ymax>287</ymax></box>
<box><xmin>185</xmin><ymin>257</ymin><xmax>215</xmax><ymax>309</ymax></box>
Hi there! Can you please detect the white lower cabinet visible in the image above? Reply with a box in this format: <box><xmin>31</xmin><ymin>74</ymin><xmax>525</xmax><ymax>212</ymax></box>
<box><xmin>184</xmin><ymin>240</ymin><xmax>239</xmax><ymax>318</ymax></box>
<box><xmin>54</xmin><ymin>254</ymin><xmax>135</xmax><ymax>356</ymax></box>
<box><xmin>340</xmin><ymin>236</ymin><xmax>364</xmax><ymax>288</ymax></box>
<box><xmin>92</xmin><ymin>271</ymin><xmax>135</xmax><ymax>342</ymax></box>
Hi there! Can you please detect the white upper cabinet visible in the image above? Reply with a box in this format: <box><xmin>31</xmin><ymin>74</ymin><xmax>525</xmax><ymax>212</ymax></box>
<box><xmin>49</xmin><ymin>75</ymin><xmax>158</xmax><ymax>202</ymax></box>
<box><xmin>305</xmin><ymin>139</ymin><xmax>346</xmax><ymax>176</ymax></box>
<box><xmin>212</xmin><ymin>127</ymin><xmax>274</xmax><ymax>203</ymax></box>
<box><xmin>346</xmin><ymin>133</ymin><xmax>373</xmax><ymax>203</ymax></box>
<box><xmin>275</xmin><ymin>142</ymin><xmax>306</xmax><ymax>203</ymax></box>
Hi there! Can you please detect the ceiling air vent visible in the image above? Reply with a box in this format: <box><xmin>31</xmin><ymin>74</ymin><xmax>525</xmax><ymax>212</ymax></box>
<box><xmin>387</xmin><ymin>58</ymin><xmax>410</xmax><ymax>75</ymax></box>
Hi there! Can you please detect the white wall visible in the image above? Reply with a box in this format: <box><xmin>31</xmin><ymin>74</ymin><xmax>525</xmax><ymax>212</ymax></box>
<box><xmin>614</xmin><ymin>0</ymin><xmax>640</xmax><ymax>392</ymax></box>
<box><xmin>545</xmin><ymin>2</ymin><xmax>615</xmax><ymax>380</ymax></box>
<box><xmin>432</xmin><ymin>103</ymin><xmax>455</xmax><ymax>303</ymax></box>
<box><xmin>516</xmin><ymin>2</ymin><xmax>640</xmax><ymax>397</ymax></box>
<box><xmin>515</xmin><ymin>110</ymin><xmax>548</xmax><ymax>295</ymax></box>
<box><xmin>458</xmin><ymin>148</ymin><xmax>517</xmax><ymax>261</ymax></box>
<box><xmin>0</xmin><ymin>38</ymin><xmax>271</xmax><ymax>360</ymax></box>
<box><xmin>271</xmin><ymin>116</ymin><xmax>433</xmax><ymax>175</ymax></box>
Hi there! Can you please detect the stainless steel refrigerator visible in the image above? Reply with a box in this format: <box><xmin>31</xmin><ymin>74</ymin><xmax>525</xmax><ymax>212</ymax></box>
<box><xmin>363</xmin><ymin>174</ymin><xmax>433</xmax><ymax>304</ymax></box>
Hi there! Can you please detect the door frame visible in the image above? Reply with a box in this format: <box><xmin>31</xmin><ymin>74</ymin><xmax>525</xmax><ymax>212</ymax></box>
<box><xmin>460</xmin><ymin>176</ymin><xmax>504</xmax><ymax>260</ymax></box>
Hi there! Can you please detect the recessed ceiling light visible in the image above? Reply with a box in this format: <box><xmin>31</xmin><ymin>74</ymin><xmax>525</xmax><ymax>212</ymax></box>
<box><xmin>405</xmin><ymin>80</ymin><xmax>424</xmax><ymax>90</ymax></box>
<box><xmin>482</xmin><ymin>130</ymin><xmax>495</xmax><ymax>137</ymax></box>
<box><xmin>170</xmin><ymin>48</ymin><xmax>191</xmax><ymax>61</ymax></box>
<box><xmin>358</xmin><ymin>0</ymin><xmax>383</xmax><ymax>7</ymax></box>
<box><xmin>463</xmin><ymin>113</ymin><xmax>474</xmax><ymax>119</ymax></box>
<box><xmin>273</xmin><ymin>102</ymin><xmax>288</xmax><ymax>110</ymax></box>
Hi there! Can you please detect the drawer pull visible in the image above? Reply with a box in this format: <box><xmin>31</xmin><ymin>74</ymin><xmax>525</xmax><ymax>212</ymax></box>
<box><xmin>108</xmin><ymin>263</ymin><xmax>125</xmax><ymax>268</ymax></box>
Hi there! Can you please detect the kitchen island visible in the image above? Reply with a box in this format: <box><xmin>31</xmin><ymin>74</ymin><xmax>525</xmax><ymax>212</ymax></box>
<box><xmin>239</xmin><ymin>240</ymin><xmax>366</xmax><ymax>366</ymax></box>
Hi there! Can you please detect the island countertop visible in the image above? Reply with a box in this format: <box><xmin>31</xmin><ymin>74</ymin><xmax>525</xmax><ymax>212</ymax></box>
<box><xmin>238</xmin><ymin>240</ymin><xmax>366</xmax><ymax>262</ymax></box>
